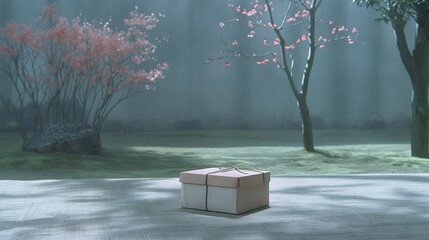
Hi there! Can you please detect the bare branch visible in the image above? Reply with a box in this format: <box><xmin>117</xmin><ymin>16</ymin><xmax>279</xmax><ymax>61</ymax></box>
<box><xmin>279</xmin><ymin>1</ymin><xmax>294</xmax><ymax>29</ymax></box>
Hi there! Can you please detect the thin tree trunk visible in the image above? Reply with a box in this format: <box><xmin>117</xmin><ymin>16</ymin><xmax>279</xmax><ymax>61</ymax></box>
<box><xmin>297</xmin><ymin>95</ymin><xmax>315</xmax><ymax>152</ymax></box>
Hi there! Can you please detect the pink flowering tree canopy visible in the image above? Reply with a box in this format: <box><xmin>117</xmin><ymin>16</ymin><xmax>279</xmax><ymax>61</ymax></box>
<box><xmin>211</xmin><ymin>0</ymin><xmax>357</xmax><ymax>151</ymax></box>
<box><xmin>0</xmin><ymin>5</ymin><xmax>168</xmax><ymax>139</ymax></box>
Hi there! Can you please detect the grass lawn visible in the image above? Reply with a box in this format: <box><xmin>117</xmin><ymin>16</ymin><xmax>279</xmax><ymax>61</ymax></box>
<box><xmin>1</xmin><ymin>129</ymin><xmax>429</xmax><ymax>180</ymax></box>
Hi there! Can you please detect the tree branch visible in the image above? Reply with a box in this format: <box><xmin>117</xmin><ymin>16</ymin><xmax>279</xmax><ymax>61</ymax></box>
<box><xmin>391</xmin><ymin>15</ymin><xmax>416</xmax><ymax>87</ymax></box>
<box><xmin>265</xmin><ymin>0</ymin><xmax>301</xmax><ymax>98</ymax></box>
<box><xmin>300</xmin><ymin>5</ymin><xmax>317</xmax><ymax>98</ymax></box>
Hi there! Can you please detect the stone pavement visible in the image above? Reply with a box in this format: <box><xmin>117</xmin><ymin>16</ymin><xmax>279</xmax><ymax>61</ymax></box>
<box><xmin>0</xmin><ymin>175</ymin><xmax>428</xmax><ymax>240</ymax></box>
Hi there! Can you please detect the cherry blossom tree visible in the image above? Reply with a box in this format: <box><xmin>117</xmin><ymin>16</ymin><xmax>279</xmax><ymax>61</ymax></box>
<box><xmin>212</xmin><ymin>0</ymin><xmax>357</xmax><ymax>152</ymax></box>
<box><xmin>0</xmin><ymin>5</ymin><xmax>168</xmax><ymax>141</ymax></box>
<box><xmin>354</xmin><ymin>0</ymin><xmax>429</xmax><ymax>158</ymax></box>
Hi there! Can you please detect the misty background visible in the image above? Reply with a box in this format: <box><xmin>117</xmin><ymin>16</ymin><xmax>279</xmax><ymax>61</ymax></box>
<box><xmin>0</xmin><ymin>0</ymin><xmax>414</xmax><ymax>131</ymax></box>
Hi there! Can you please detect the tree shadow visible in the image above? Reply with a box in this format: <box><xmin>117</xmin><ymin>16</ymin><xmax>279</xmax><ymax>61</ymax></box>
<box><xmin>313</xmin><ymin>148</ymin><xmax>345</xmax><ymax>158</ymax></box>
<box><xmin>0</xmin><ymin>175</ymin><xmax>428</xmax><ymax>239</ymax></box>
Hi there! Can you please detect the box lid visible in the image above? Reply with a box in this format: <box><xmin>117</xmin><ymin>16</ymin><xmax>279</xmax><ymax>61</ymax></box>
<box><xmin>180</xmin><ymin>167</ymin><xmax>270</xmax><ymax>188</ymax></box>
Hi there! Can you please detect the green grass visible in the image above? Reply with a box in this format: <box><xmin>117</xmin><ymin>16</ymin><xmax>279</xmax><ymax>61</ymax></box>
<box><xmin>1</xmin><ymin>129</ymin><xmax>428</xmax><ymax>180</ymax></box>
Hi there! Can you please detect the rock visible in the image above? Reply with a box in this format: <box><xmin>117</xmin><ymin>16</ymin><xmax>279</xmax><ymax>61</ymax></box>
<box><xmin>22</xmin><ymin>123</ymin><xmax>101</xmax><ymax>155</ymax></box>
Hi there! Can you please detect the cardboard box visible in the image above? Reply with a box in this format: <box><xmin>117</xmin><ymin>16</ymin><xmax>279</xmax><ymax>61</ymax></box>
<box><xmin>180</xmin><ymin>167</ymin><xmax>270</xmax><ymax>214</ymax></box>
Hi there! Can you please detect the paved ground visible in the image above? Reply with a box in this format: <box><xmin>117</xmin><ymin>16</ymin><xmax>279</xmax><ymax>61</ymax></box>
<box><xmin>0</xmin><ymin>175</ymin><xmax>428</xmax><ymax>240</ymax></box>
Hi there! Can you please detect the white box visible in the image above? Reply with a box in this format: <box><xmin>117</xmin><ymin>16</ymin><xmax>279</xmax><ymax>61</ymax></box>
<box><xmin>180</xmin><ymin>167</ymin><xmax>270</xmax><ymax>214</ymax></box>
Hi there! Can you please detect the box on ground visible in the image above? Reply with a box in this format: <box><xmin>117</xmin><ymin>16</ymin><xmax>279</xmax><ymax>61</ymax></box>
<box><xmin>180</xmin><ymin>167</ymin><xmax>270</xmax><ymax>214</ymax></box>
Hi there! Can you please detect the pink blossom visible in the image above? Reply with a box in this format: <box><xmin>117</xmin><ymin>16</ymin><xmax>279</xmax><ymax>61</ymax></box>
<box><xmin>130</xmin><ymin>62</ymin><xmax>167</xmax><ymax>85</ymax></box>
<box><xmin>145</xmin><ymin>84</ymin><xmax>156</xmax><ymax>91</ymax></box>
<box><xmin>301</xmin><ymin>10</ymin><xmax>310</xmax><ymax>18</ymax></box>
<box><xmin>256</xmin><ymin>59</ymin><xmax>269</xmax><ymax>65</ymax></box>
<box><xmin>248</xmin><ymin>21</ymin><xmax>254</xmax><ymax>29</ymax></box>
<box><xmin>158</xmin><ymin>62</ymin><xmax>169</xmax><ymax>71</ymax></box>
<box><xmin>352</xmin><ymin>28</ymin><xmax>358</xmax><ymax>33</ymax></box>
<box><xmin>319</xmin><ymin>44</ymin><xmax>326</xmax><ymax>49</ymax></box>
<box><xmin>123</xmin><ymin>8</ymin><xmax>158</xmax><ymax>32</ymax></box>
<box><xmin>235</xmin><ymin>5</ymin><xmax>241</xmax><ymax>13</ymax></box>
<box><xmin>273</xmin><ymin>39</ymin><xmax>280</xmax><ymax>46</ymax></box>
<box><xmin>243</xmin><ymin>9</ymin><xmax>258</xmax><ymax>17</ymax></box>
<box><xmin>284</xmin><ymin>44</ymin><xmax>295</xmax><ymax>50</ymax></box>
<box><xmin>267</xmin><ymin>23</ymin><xmax>275</xmax><ymax>29</ymax></box>
<box><xmin>338</xmin><ymin>26</ymin><xmax>346</xmax><ymax>32</ymax></box>
<box><xmin>2</xmin><ymin>23</ymin><xmax>37</xmax><ymax>46</ymax></box>
<box><xmin>232</xmin><ymin>40</ymin><xmax>239</xmax><ymax>47</ymax></box>
<box><xmin>1</xmin><ymin>5</ymin><xmax>167</xmax><ymax>95</ymax></box>
<box><xmin>224</xmin><ymin>62</ymin><xmax>231</xmax><ymax>68</ymax></box>
<box><xmin>132</xmin><ymin>56</ymin><xmax>142</xmax><ymax>65</ymax></box>
<box><xmin>247</xmin><ymin>30</ymin><xmax>255</xmax><ymax>38</ymax></box>
<box><xmin>318</xmin><ymin>36</ymin><xmax>327</xmax><ymax>43</ymax></box>
<box><xmin>287</xmin><ymin>17</ymin><xmax>296</xmax><ymax>23</ymax></box>
<box><xmin>301</xmin><ymin>34</ymin><xmax>307</xmax><ymax>42</ymax></box>
<box><xmin>264</xmin><ymin>4</ymin><xmax>269</xmax><ymax>12</ymax></box>
<box><xmin>263</xmin><ymin>39</ymin><xmax>269</xmax><ymax>46</ymax></box>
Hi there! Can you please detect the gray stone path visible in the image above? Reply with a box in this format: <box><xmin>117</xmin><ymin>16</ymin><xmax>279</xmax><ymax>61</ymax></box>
<box><xmin>0</xmin><ymin>175</ymin><xmax>428</xmax><ymax>239</ymax></box>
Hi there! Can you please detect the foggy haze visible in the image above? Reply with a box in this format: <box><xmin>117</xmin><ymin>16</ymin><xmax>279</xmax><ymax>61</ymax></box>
<box><xmin>0</xmin><ymin>0</ymin><xmax>414</xmax><ymax>130</ymax></box>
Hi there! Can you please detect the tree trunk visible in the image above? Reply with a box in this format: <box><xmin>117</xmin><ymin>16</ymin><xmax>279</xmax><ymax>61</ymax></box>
<box><xmin>411</xmin><ymin>93</ymin><xmax>429</xmax><ymax>158</ymax></box>
<box><xmin>391</xmin><ymin>7</ymin><xmax>429</xmax><ymax>158</ymax></box>
<box><xmin>297</xmin><ymin>95</ymin><xmax>315</xmax><ymax>152</ymax></box>
<box><xmin>411</xmin><ymin>23</ymin><xmax>429</xmax><ymax>158</ymax></box>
